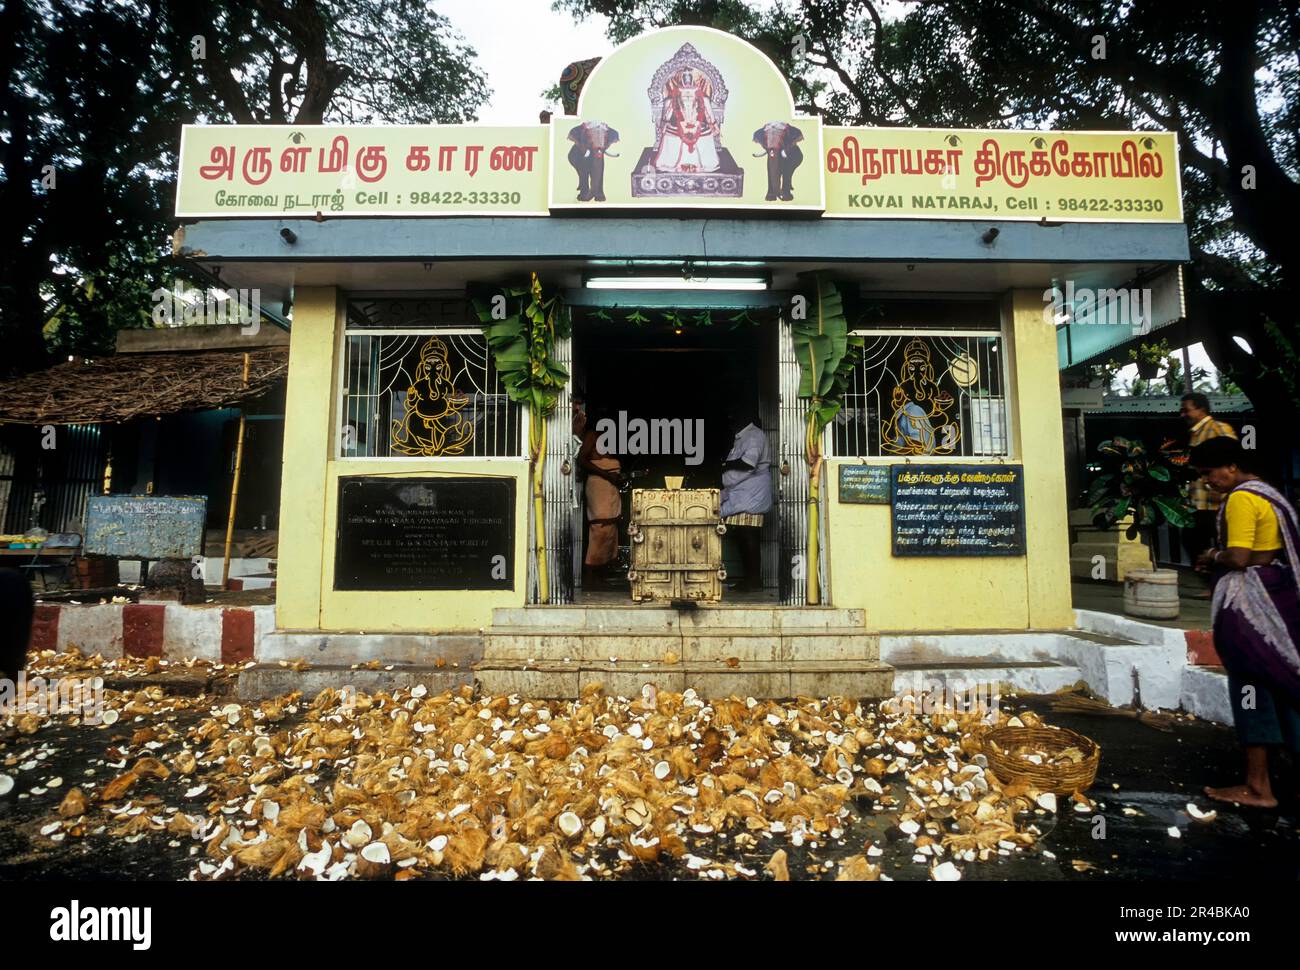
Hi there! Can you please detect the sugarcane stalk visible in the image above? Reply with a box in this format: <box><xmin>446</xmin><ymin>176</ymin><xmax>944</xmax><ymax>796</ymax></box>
<box><xmin>805</xmin><ymin>408</ymin><xmax>821</xmax><ymax>605</ymax></box>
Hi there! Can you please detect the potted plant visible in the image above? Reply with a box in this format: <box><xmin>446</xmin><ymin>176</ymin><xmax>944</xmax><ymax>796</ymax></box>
<box><xmin>1130</xmin><ymin>339</ymin><xmax>1170</xmax><ymax>381</ymax></box>
<box><xmin>1086</xmin><ymin>436</ymin><xmax>1195</xmax><ymax>619</ymax></box>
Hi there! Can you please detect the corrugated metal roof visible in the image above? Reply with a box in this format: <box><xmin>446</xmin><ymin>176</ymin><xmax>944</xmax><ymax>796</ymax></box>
<box><xmin>1082</xmin><ymin>393</ymin><xmax>1252</xmax><ymax>415</ymax></box>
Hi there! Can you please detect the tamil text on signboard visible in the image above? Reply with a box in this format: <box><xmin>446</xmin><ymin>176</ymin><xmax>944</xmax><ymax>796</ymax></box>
<box><xmin>891</xmin><ymin>464</ymin><xmax>1026</xmax><ymax>556</ymax></box>
<box><xmin>177</xmin><ymin>125</ymin><xmax>550</xmax><ymax>218</ymax></box>
<box><xmin>838</xmin><ymin>464</ymin><xmax>891</xmax><ymax>504</ymax></box>
<box><xmin>823</xmin><ymin>128</ymin><xmax>1181</xmax><ymax>222</ymax></box>
<box><xmin>334</xmin><ymin>476</ymin><xmax>515</xmax><ymax>591</ymax></box>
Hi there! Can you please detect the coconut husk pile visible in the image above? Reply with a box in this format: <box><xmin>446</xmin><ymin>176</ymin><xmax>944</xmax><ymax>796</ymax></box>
<box><xmin>8</xmin><ymin>659</ymin><xmax>1092</xmax><ymax>881</ymax></box>
<box><xmin>1</xmin><ymin>651</ymin><xmax>237</xmax><ymax>835</ymax></box>
<box><xmin>3</xmin><ymin>649</ymin><xmax>231</xmax><ymax>727</ymax></box>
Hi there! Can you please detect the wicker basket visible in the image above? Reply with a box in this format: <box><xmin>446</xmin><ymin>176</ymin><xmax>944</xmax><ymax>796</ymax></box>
<box><xmin>983</xmin><ymin>726</ymin><xmax>1100</xmax><ymax>795</ymax></box>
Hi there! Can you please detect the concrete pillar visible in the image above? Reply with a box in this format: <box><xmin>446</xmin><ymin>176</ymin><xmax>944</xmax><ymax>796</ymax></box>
<box><xmin>1005</xmin><ymin>288</ymin><xmax>1074</xmax><ymax>628</ymax></box>
<box><xmin>274</xmin><ymin>287</ymin><xmax>338</xmax><ymax>630</ymax></box>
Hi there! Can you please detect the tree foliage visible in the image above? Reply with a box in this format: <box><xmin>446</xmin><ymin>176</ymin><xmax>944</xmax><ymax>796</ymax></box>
<box><xmin>1</xmin><ymin>0</ymin><xmax>489</xmax><ymax>377</ymax></box>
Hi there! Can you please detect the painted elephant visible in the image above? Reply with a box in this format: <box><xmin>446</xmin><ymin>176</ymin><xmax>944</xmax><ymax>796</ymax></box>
<box><xmin>567</xmin><ymin>122</ymin><xmax>620</xmax><ymax>202</ymax></box>
<box><xmin>752</xmin><ymin>122</ymin><xmax>804</xmax><ymax>201</ymax></box>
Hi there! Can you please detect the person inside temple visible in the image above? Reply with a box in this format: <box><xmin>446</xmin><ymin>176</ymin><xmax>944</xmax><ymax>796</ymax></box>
<box><xmin>576</xmin><ymin>399</ymin><xmax>625</xmax><ymax>588</ymax></box>
<box><xmin>720</xmin><ymin>409</ymin><xmax>771</xmax><ymax>592</ymax></box>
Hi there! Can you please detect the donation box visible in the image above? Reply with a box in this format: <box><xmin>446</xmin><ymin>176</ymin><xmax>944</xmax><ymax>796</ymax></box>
<box><xmin>628</xmin><ymin>487</ymin><xmax>725</xmax><ymax>603</ymax></box>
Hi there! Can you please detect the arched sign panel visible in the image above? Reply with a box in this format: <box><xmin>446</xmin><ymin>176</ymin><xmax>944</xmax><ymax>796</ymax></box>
<box><xmin>548</xmin><ymin>26</ymin><xmax>825</xmax><ymax>211</ymax></box>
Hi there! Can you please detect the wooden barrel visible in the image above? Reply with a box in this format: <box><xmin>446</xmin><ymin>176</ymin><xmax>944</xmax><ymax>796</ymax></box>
<box><xmin>1123</xmin><ymin>568</ymin><xmax>1180</xmax><ymax>619</ymax></box>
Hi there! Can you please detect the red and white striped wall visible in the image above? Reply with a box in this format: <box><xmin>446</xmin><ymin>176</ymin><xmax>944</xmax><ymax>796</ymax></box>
<box><xmin>29</xmin><ymin>602</ymin><xmax>275</xmax><ymax>665</ymax></box>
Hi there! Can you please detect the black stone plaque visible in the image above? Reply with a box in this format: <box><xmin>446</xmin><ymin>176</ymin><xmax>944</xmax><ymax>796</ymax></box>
<box><xmin>838</xmin><ymin>464</ymin><xmax>890</xmax><ymax>504</ymax></box>
<box><xmin>335</xmin><ymin>476</ymin><xmax>515</xmax><ymax>590</ymax></box>
<box><xmin>891</xmin><ymin>464</ymin><xmax>1026</xmax><ymax>556</ymax></box>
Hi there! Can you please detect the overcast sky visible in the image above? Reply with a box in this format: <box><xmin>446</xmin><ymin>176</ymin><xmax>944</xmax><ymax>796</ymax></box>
<box><xmin>437</xmin><ymin>0</ymin><xmax>614</xmax><ymax>124</ymax></box>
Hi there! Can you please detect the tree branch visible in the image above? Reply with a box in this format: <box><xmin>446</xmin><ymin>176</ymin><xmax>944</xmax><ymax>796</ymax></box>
<box><xmin>805</xmin><ymin>47</ymin><xmax>886</xmax><ymax>125</ymax></box>
<box><xmin>860</xmin><ymin>0</ymin><xmax>926</xmax><ymax>124</ymax></box>
<box><xmin>250</xmin><ymin>0</ymin><xmax>349</xmax><ymax>124</ymax></box>
<box><xmin>172</xmin><ymin>1</ymin><xmax>257</xmax><ymax>123</ymax></box>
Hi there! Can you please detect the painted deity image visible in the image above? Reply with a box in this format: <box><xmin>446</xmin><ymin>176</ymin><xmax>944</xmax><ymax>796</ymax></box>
<box><xmin>630</xmin><ymin>43</ymin><xmax>745</xmax><ymax>197</ymax></box>
<box><xmin>880</xmin><ymin>338</ymin><xmax>960</xmax><ymax>455</ymax></box>
<box><xmin>654</xmin><ymin>67</ymin><xmax>720</xmax><ymax>173</ymax></box>
<box><xmin>390</xmin><ymin>336</ymin><xmax>475</xmax><ymax>456</ymax></box>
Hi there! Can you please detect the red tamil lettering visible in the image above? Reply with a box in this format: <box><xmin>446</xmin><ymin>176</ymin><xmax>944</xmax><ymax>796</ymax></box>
<box><xmin>1050</xmin><ymin>140</ymin><xmax>1071</xmax><ymax>177</ymax></box>
<box><xmin>488</xmin><ymin>145</ymin><xmax>539</xmax><ymax>171</ymax></box>
<box><xmin>318</xmin><ymin>135</ymin><xmax>348</xmax><ymax>173</ymax></box>
<box><xmin>406</xmin><ymin>146</ymin><xmax>432</xmax><ymax>172</ymax></box>
<box><xmin>973</xmin><ymin>139</ymin><xmax>1000</xmax><ymax>187</ymax></box>
<box><xmin>279</xmin><ymin>146</ymin><xmax>310</xmax><ymax>173</ymax></box>
<box><xmin>1002</xmin><ymin>150</ymin><xmax>1030</xmax><ymax>188</ymax></box>
<box><xmin>198</xmin><ymin>145</ymin><xmax>235</xmax><ymax>180</ymax></box>
<box><xmin>241</xmin><ymin>146</ymin><xmax>272</xmax><ymax>185</ymax></box>
<box><xmin>464</xmin><ymin>145</ymin><xmax>483</xmax><ymax>177</ymax></box>
<box><xmin>861</xmin><ymin>148</ymin><xmax>883</xmax><ymax>183</ymax></box>
<box><xmin>826</xmin><ymin>134</ymin><xmax>861</xmax><ymax>175</ymax></box>
<box><xmin>355</xmin><ymin>145</ymin><xmax>388</xmax><ymax>182</ymax></box>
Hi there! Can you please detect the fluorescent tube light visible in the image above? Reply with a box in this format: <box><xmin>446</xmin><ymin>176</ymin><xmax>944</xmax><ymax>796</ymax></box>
<box><xmin>584</xmin><ymin>275</ymin><xmax>769</xmax><ymax>291</ymax></box>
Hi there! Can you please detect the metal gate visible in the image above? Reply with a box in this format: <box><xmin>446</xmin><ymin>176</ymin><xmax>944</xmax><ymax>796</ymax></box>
<box><xmin>532</xmin><ymin>333</ymin><xmax>576</xmax><ymax>603</ymax></box>
<box><xmin>758</xmin><ymin>321</ymin><xmax>781</xmax><ymax>594</ymax></box>
<box><xmin>776</xmin><ymin>315</ymin><xmax>827</xmax><ymax>605</ymax></box>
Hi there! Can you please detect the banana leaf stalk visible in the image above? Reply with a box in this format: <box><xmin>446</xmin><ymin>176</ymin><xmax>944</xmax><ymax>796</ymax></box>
<box><xmin>792</xmin><ymin>273</ymin><xmax>861</xmax><ymax>604</ymax></box>
<box><xmin>531</xmin><ymin>415</ymin><xmax>548</xmax><ymax>602</ymax></box>
<box><xmin>805</xmin><ymin>410</ymin><xmax>824</xmax><ymax>605</ymax></box>
<box><xmin>1087</xmin><ymin>435</ymin><xmax>1195</xmax><ymax>572</ymax></box>
<box><xmin>473</xmin><ymin>273</ymin><xmax>571</xmax><ymax>602</ymax></box>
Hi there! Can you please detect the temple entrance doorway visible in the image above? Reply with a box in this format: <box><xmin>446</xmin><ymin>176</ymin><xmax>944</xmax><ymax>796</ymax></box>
<box><xmin>566</xmin><ymin>307</ymin><xmax>781</xmax><ymax>604</ymax></box>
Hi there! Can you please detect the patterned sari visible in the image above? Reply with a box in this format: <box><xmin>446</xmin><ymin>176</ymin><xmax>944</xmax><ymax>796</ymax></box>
<box><xmin>1211</xmin><ymin>480</ymin><xmax>1300</xmax><ymax>707</ymax></box>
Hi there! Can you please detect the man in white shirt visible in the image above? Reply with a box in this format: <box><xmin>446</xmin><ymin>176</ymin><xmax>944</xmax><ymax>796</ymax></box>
<box><xmin>721</xmin><ymin>412</ymin><xmax>772</xmax><ymax>591</ymax></box>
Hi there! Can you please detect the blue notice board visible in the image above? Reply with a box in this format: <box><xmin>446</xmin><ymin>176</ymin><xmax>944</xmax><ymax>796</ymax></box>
<box><xmin>85</xmin><ymin>495</ymin><xmax>207</xmax><ymax>559</ymax></box>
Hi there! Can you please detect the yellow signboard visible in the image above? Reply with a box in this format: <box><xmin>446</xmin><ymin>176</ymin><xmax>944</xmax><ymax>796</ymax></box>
<box><xmin>822</xmin><ymin>127</ymin><xmax>1181</xmax><ymax>223</ymax></box>
<box><xmin>548</xmin><ymin>26</ymin><xmax>825</xmax><ymax>211</ymax></box>
<box><xmin>173</xmin><ymin>30</ymin><xmax>1183</xmax><ymax>225</ymax></box>
<box><xmin>176</xmin><ymin>124</ymin><xmax>549</xmax><ymax>217</ymax></box>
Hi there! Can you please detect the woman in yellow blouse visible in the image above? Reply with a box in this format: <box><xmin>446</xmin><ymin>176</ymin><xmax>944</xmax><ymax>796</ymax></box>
<box><xmin>1191</xmin><ymin>437</ymin><xmax>1300</xmax><ymax>809</ymax></box>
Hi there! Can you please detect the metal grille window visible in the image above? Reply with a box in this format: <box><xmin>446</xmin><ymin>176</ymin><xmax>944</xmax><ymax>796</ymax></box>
<box><xmin>833</xmin><ymin>331</ymin><xmax>1009</xmax><ymax>458</ymax></box>
<box><xmin>341</xmin><ymin>301</ymin><xmax>521</xmax><ymax>458</ymax></box>
<box><xmin>0</xmin><ymin>425</ymin><xmax>105</xmax><ymax>533</ymax></box>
